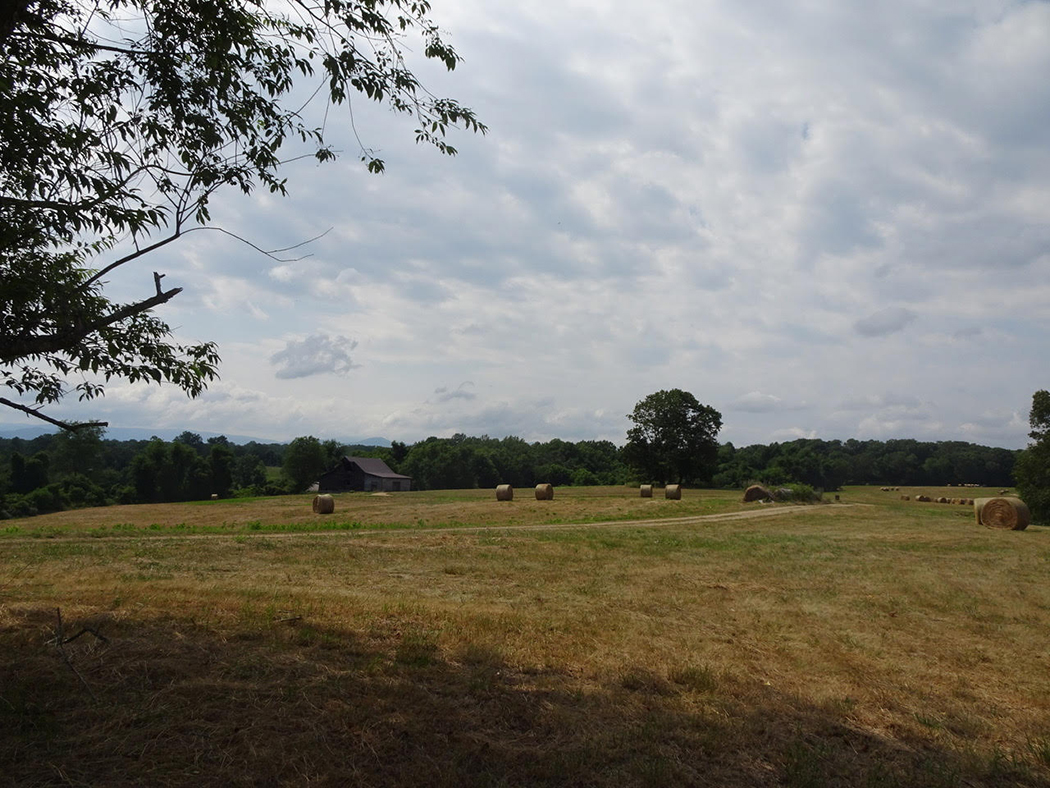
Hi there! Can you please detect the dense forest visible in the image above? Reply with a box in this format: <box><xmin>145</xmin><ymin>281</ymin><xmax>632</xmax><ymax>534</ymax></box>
<box><xmin>0</xmin><ymin>428</ymin><xmax>1019</xmax><ymax>519</ymax></box>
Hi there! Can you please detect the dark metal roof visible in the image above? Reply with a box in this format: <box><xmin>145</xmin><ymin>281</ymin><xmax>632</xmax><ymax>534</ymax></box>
<box><xmin>344</xmin><ymin>456</ymin><xmax>412</xmax><ymax>480</ymax></box>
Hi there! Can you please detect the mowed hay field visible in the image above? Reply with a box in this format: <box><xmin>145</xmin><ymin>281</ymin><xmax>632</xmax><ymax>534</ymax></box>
<box><xmin>2</xmin><ymin>487</ymin><xmax>1050</xmax><ymax>787</ymax></box>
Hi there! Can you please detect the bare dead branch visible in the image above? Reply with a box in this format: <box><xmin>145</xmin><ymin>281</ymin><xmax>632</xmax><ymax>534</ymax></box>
<box><xmin>0</xmin><ymin>397</ymin><xmax>108</xmax><ymax>431</ymax></box>
<box><xmin>2</xmin><ymin>284</ymin><xmax>182</xmax><ymax>361</ymax></box>
<box><xmin>51</xmin><ymin>608</ymin><xmax>100</xmax><ymax>702</ymax></box>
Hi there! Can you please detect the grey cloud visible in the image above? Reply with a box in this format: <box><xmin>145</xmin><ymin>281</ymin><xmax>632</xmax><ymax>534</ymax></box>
<box><xmin>854</xmin><ymin>307</ymin><xmax>917</xmax><ymax>338</ymax></box>
<box><xmin>952</xmin><ymin>326</ymin><xmax>982</xmax><ymax>341</ymax></box>
<box><xmin>729</xmin><ymin>391</ymin><xmax>808</xmax><ymax>413</ymax></box>
<box><xmin>433</xmin><ymin>382</ymin><xmax>477</xmax><ymax>403</ymax></box>
<box><xmin>838</xmin><ymin>393</ymin><xmax>923</xmax><ymax>412</ymax></box>
<box><xmin>270</xmin><ymin>334</ymin><xmax>358</xmax><ymax>379</ymax></box>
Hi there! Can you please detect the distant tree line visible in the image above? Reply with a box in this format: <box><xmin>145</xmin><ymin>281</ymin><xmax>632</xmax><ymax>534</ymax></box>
<box><xmin>1</xmin><ymin>424</ymin><xmax>1023</xmax><ymax>520</ymax></box>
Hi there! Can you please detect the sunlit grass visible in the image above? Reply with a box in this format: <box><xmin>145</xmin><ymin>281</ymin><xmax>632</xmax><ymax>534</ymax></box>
<box><xmin>1</xmin><ymin>486</ymin><xmax>1047</xmax><ymax>786</ymax></box>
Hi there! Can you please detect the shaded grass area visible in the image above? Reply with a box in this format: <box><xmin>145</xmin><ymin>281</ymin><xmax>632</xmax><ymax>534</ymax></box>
<box><xmin>2</xmin><ymin>490</ymin><xmax>1050</xmax><ymax>786</ymax></box>
<box><xmin>5</xmin><ymin>607</ymin><xmax>1046</xmax><ymax>788</ymax></box>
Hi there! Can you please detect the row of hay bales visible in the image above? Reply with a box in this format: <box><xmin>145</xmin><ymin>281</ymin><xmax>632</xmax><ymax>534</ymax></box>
<box><xmin>496</xmin><ymin>484</ymin><xmax>555</xmax><ymax>501</ymax></box>
<box><xmin>880</xmin><ymin>486</ymin><xmax>901</xmax><ymax>491</ymax></box>
<box><xmin>498</xmin><ymin>483</ymin><xmax>685</xmax><ymax>501</ymax></box>
<box><xmin>640</xmin><ymin>484</ymin><xmax>682</xmax><ymax>499</ymax></box>
<box><xmin>906</xmin><ymin>494</ymin><xmax>975</xmax><ymax>505</ymax></box>
<box><xmin>903</xmin><ymin>492</ymin><xmax>1031</xmax><ymax>531</ymax></box>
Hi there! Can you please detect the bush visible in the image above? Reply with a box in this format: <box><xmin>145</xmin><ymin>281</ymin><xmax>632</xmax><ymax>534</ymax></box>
<box><xmin>777</xmin><ymin>483</ymin><xmax>821</xmax><ymax>503</ymax></box>
<box><xmin>571</xmin><ymin>468</ymin><xmax>600</xmax><ymax>486</ymax></box>
<box><xmin>2</xmin><ymin>494</ymin><xmax>37</xmax><ymax>518</ymax></box>
<box><xmin>59</xmin><ymin>473</ymin><xmax>107</xmax><ymax>508</ymax></box>
<box><xmin>25</xmin><ymin>484</ymin><xmax>64</xmax><ymax>514</ymax></box>
<box><xmin>109</xmin><ymin>485</ymin><xmax>138</xmax><ymax>505</ymax></box>
<box><xmin>1014</xmin><ymin>444</ymin><xmax>1050</xmax><ymax>524</ymax></box>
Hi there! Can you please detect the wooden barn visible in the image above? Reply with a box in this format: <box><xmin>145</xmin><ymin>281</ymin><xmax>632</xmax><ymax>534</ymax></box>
<box><xmin>317</xmin><ymin>456</ymin><xmax>412</xmax><ymax>493</ymax></box>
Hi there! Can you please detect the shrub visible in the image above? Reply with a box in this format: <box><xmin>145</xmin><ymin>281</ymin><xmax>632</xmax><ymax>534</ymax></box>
<box><xmin>59</xmin><ymin>473</ymin><xmax>107</xmax><ymax>508</ymax></box>
<box><xmin>778</xmin><ymin>483</ymin><xmax>821</xmax><ymax>503</ymax></box>
<box><xmin>25</xmin><ymin>484</ymin><xmax>65</xmax><ymax>514</ymax></box>
<box><xmin>571</xmin><ymin>468</ymin><xmax>600</xmax><ymax>486</ymax></box>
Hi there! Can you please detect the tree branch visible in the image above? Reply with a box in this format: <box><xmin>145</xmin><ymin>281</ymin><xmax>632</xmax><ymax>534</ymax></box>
<box><xmin>81</xmin><ymin>231</ymin><xmax>182</xmax><ymax>290</ymax></box>
<box><xmin>2</xmin><ymin>284</ymin><xmax>183</xmax><ymax>361</ymax></box>
<box><xmin>0</xmin><ymin>397</ymin><xmax>108</xmax><ymax>431</ymax></box>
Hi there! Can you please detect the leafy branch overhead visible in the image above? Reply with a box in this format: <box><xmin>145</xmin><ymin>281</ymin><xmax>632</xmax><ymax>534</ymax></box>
<box><xmin>0</xmin><ymin>0</ymin><xmax>486</xmax><ymax>429</ymax></box>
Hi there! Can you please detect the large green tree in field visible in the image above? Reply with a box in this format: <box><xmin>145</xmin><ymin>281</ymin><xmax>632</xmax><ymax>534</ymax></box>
<box><xmin>1015</xmin><ymin>390</ymin><xmax>1050</xmax><ymax>523</ymax></box>
<box><xmin>623</xmin><ymin>389</ymin><xmax>723</xmax><ymax>484</ymax></box>
<box><xmin>282</xmin><ymin>435</ymin><xmax>328</xmax><ymax>493</ymax></box>
<box><xmin>0</xmin><ymin>0</ymin><xmax>484</xmax><ymax>431</ymax></box>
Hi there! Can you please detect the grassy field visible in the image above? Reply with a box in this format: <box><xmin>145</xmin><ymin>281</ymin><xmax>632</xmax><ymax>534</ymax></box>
<box><xmin>2</xmin><ymin>485</ymin><xmax>1049</xmax><ymax>787</ymax></box>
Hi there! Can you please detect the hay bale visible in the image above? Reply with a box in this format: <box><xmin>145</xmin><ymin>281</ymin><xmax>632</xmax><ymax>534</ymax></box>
<box><xmin>496</xmin><ymin>484</ymin><xmax>514</xmax><ymax>502</ymax></box>
<box><xmin>900</xmin><ymin>494</ymin><xmax>911</xmax><ymax>501</ymax></box>
<box><xmin>936</xmin><ymin>497</ymin><xmax>949</xmax><ymax>504</ymax></box>
<box><xmin>665</xmin><ymin>484</ymin><xmax>682</xmax><ymax>500</ymax></box>
<box><xmin>916</xmin><ymin>495</ymin><xmax>931</xmax><ymax>502</ymax></box>
<box><xmin>640</xmin><ymin>484</ymin><xmax>653</xmax><ymax>498</ymax></box>
<box><xmin>312</xmin><ymin>494</ymin><xmax>335</xmax><ymax>514</ymax></box>
<box><xmin>210</xmin><ymin>493</ymin><xmax>218</xmax><ymax>500</ymax></box>
<box><xmin>974</xmin><ymin>497</ymin><xmax>1030</xmax><ymax>530</ymax></box>
<box><xmin>743</xmin><ymin>484</ymin><xmax>773</xmax><ymax>503</ymax></box>
<box><xmin>535</xmin><ymin>483</ymin><xmax>554</xmax><ymax>501</ymax></box>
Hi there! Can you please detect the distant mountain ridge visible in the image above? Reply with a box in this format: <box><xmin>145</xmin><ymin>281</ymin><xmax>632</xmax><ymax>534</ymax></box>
<box><xmin>0</xmin><ymin>424</ymin><xmax>393</xmax><ymax>447</ymax></box>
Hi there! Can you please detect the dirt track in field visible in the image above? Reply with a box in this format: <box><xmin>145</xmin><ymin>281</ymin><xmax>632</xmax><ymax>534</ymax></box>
<box><xmin>0</xmin><ymin>503</ymin><xmax>866</xmax><ymax>545</ymax></box>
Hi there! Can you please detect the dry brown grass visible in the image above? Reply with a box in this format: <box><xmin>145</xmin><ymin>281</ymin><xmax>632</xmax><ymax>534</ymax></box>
<box><xmin>2</xmin><ymin>486</ymin><xmax>1049</xmax><ymax>787</ymax></box>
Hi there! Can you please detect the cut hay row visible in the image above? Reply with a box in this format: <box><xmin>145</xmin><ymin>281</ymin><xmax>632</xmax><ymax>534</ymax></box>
<box><xmin>912</xmin><ymin>494</ymin><xmax>974</xmax><ymax>506</ymax></box>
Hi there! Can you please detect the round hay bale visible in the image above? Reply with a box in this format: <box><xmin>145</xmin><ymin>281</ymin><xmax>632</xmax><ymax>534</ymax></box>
<box><xmin>496</xmin><ymin>484</ymin><xmax>514</xmax><ymax>502</ymax></box>
<box><xmin>535</xmin><ymin>483</ymin><xmax>554</xmax><ymax>501</ymax></box>
<box><xmin>936</xmin><ymin>497</ymin><xmax>949</xmax><ymax>504</ymax></box>
<box><xmin>312</xmin><ymin>494</ymin><xmax>335</xmax><ymax>514</ymax></box>
<box><xmin>640</xmin><ymin>484</ymin><xmax>653</xmax><ymax>498</ymax></box>
<box><xmin>665</xmin><ymin>484</ymin><xmax>682</xmax><ymax>500</ymax></box>
<box><xmin>900</xmin><ymin>494</ymin><xmax>911</xmax><ymax>501</ymax></box>
<box><xmin>743</xmin><ymin>484</ymin><xmax>773</xmax><ymax>503</ymax></box>
<box><xmin>916</xmin><ymin>495</ymin><xmax>931</xmax><ymax>502</ymax></box>
<box><xmin>974</xmin><ymin>497</ymin><xmax>1030</xmax><ymax>531</ymax></box>
<box><xmin>210</xmin><ymin>493</ymin><xmax>218</xmax><ymax>500</ymax></box>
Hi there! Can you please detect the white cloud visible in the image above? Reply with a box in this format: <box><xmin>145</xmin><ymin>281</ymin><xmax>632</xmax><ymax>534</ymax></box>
<box><xmin>270</xmin><ymin>335</ymin><xmax>359</xmax><ymax>379</ymax></box>
<box><xmin>30</xmin><ymin>0</ymin><xmax>1050</xmax><ymax>451</ymax></box>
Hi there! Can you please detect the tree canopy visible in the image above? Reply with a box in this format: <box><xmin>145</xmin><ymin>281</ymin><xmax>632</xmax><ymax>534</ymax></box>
<box><xmin>1015</xmin><ymin>390</ymin><xmax>1050</xmax><ymax>523</ymax></box>
<box><xmin>623</xmin><ymin>389</ymin><xmax>723</xmax><ymax>484</ymax></box>
<box><xmin>0</xmin><ymin>0</ymin><xmax>485</xmax><ymax>430</ymax></box>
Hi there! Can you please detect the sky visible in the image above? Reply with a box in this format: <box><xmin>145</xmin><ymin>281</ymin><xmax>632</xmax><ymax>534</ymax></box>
<box><xmin>17</xmin><ymin>0</ymin><xmax>1050</xmax><ymax>448</ymax></box>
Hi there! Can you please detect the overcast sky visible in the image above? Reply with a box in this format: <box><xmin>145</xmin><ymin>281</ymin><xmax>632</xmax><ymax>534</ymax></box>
<box><xmin>21</xmin><ymin>0</ymin><xmax>1050</xmax><ymax>448</ymax></box>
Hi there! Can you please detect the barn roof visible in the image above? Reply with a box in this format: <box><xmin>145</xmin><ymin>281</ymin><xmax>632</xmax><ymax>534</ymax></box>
<box><xmin>345</xmin><ymin>456</ymin><xmax>412</xmax><ymax>480</ymax></box>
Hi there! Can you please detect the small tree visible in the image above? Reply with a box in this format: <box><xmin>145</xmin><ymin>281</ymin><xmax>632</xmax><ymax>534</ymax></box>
<box><xmin>1015</xmin><ymin>390</ymin><xmax>1050</xmax><ymax>523</ymax></box>
<box><xmin>208</xmin><ymin>444</ymin><xmax>235</xmax><ymax>498</ymax></box>
<box><xmin>623</xmin><ymin>389</ymin><xmax>723</xmax><ymax>485</ymax></box>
